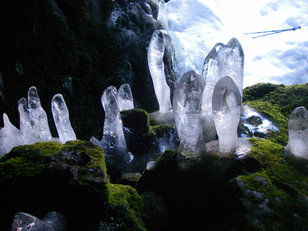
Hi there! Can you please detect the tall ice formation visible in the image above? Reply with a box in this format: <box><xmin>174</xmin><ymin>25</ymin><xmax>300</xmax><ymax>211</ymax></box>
<box><xmin>91</xmin><ymin>86</ymin><xmax>132</xmax><ymax>163</ymax></box>
<box><xmin>148</xmin><ymin>29</ymin><xmax>172</xmax><ymax>113</ymax></box>
<box><xmin>201</xmin><ymin>38</ymin><xmax>244</xmax><ymax>142</ymax></box>
<box><xmin>285</xmin><ymin>106</ymin><xmax>308</xmax><ymax>158</ymax></box>
<box><xmin>117</xmin><ymin>83</ymin><xmax>134</xmax><ymax>111</ymax></box>
<box><xmin>27</xmin><ymin>86</ymin><xmax>52</xmax><ymax>141</ymax></box>
<box><xmin>52</xmin><ymin>94</ymin><xmax>76</xmax><ymax>144</ymax></box>
<box><xmin>173</xmin><ymin>70</ymin><xmax>205</xmax><ymax>153</ymax></box>
<box><xmin>212</xmin><ymin>76</ymin><xmax>241</xmax><ymax>154</ymax></box>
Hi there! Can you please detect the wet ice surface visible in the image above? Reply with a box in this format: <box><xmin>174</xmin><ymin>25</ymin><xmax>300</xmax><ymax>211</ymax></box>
<box><xmin>12</xmin><ymin>211</ymin><xmax>66</xmax><ymax>231</ymax></box>
<box><xmin>173</xmin><ymin>70</ymin><xmax>205</xmax><ymax>153</ymax></box>
<box><xmin>285</xmin><ymin>106</ymin><xmax>308</xmax><ymax>158</ymax></box>
<box><xmin>212</xmin><ymin>76</ymin><xmax>241</xmax><ymax>154</ymax></box>
<box><xmin>52</xmin><ymin>94</ymin><xmax>76</xmax><ymax>144</ymax></box>
<box><xmin>147</xmin><ymin>29</ymin><xmax>172</xmax><ymax>113</ymax></box>
<box><xmin>117</xmin><ymin>83</ymin><xmax>134</xmax><ymax>111</ymax></box>
<box><xmin>241</xmin><ymin>105</ymin><xmax>279</xmax><ymax>138</ymax></box>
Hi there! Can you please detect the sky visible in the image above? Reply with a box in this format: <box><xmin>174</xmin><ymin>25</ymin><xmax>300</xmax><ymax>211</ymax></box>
<box><xmin>166</xmin><ymin>0</ymin><xmax>308</xmax><ymax>87</ymax></box>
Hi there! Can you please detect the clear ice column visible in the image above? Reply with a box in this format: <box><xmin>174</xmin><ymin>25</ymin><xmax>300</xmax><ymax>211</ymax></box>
<box><xmin>212</xmin><ymin>76</ymin><xmax>241</xmax><ymax>154</ymax></box>
<box><xmin>285</xmin><ymin>106</ymin><xmax>308</xmax><ymax>158</ymax></box>
<box><xmin>201</xmin><ymin>38</ymin><xmax>244</xmax><ymax>142</ymax></box>
<box><xmin>52</xmin><ymin>94</ymin><xmax>76</xmax><ymax>144</ymax></box>
<box><xmin>147</xmin><ymin>29</ymin><xmax>172</xmax><ymax>113</ymax></box>
<box><xmin>173</xmin><ymin>70</ymin><xmax>205</xmax><ymax>153</ymax></box>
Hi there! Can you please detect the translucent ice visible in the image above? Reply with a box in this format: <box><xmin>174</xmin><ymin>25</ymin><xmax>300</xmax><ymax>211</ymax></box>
<box><xmin>173</xmin><ymin>70</ymin><xmax>205</xmax><ymax>153</ymax></box>
<box><xmin>201</xmin><ymin>38</ymin><xmax>244</xmax><ymax>142</ymax></box>
<box><xmin>51</xmin><ymin>94</ymin><xmax>76</xmax><ymax>144</ymax></box>
<box><xmin>12</xmin><ymin>211</ymin><xmax>66</xmax><ymax>231</ymax></box>
<box><xmin>212</xmin><ymin>76</ymin><xmax>241</xmax><ymax>154</ymax></box>
<box><xmin>157</xmin><ymin>0</ymin><xmax>168</xmax><ymax>30</ymax></box>
<box><xmin>0</xmin><ymin>114</ymin><xmax>24</xmax><ymax>156</ymax></box>
<box><xmin>117</xmin><ymin>83</ymin><xmax>134</xmax><ymax>111</ymax></box>
<box><xmin>285</xmin><ymin>106</ymin><xmax>308</xmax><ymax>158</ymax></box>
<box><xmin>91</xmin><ymin>86</ymin><xmax>132</xmax><ymax>164</ymax></box>
<box><xmin>148</xmin><ymin>29</ymin><xmax>172</xmax><ymax>113</ymax></box>
<box><xmin>27</xmin><ymin>86</ymin><xmax>52</xmax><ymax>141</ymax></box>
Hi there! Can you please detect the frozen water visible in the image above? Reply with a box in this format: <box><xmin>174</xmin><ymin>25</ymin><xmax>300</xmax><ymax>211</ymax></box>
<box><xmin>173</xmin><ymin>70</ymin><xmax>205</xmax><ymax>153</ymax></box>
<box><xmin>91</xmin><ymin>86</ymin><xmax>132</xmax><ymax>164</ymax></box>
<box><xmin>157</xmin><ymin>0</ymin><xmax>168</xmax><ymax>30</ymax></box>
<box><xmin>12</xmin><ymin>211</ymin><xmax>66</xmax><ymax>231</ymax></box>
<box><xmin>147</xmin><ymin>29</ymin><xmax>172</xmax><ymax>113</ymax></box>
<box><xmin>51</xmin><ymin>94</ymin><xmax>76</xmax><ymax>144</ymax></box>
<box><xmin>201</xmin><ymin>38</ymin><xmax>244</xmax><ymax>142</ymax></box>
<box><xmin>285</xmin><ymin>106</ymin><xmax>308</xmax><ymax>158</ymax></box>
<box><xmin>117</xmin><ymin>83</ymin><xmax>134</xmax><ymax>111</ymax></box>
<box><xmin>212</xmin><ymin>76</ymin><xmax>241</xmax><ymax>154</ymax></box>
<box><xmin>27</xmin><ymin>86</ymin><xmax>52</xmax><ymax>141</ymax></box>
<box><xmin>0</xmin><ymin>114</ymin><xmax>24</xmax><ymax>156</ymax></box>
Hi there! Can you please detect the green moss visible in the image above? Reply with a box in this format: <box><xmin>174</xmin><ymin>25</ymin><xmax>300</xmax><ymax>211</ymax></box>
<box><xmin>236</xmin><ymin>138</ymin><xmax>308</xmax><ymax>230</ymax></box>
<box><xmin>0</xmin><ymin>140</ymin><xmax>108</xmax><ymax>184</ymax></box>
<box><xmin>150</xmin><ymin>124</ymin><xmax>173</xmax><ymax>138</ymax></box>
<box><xmin>107</xmin><ymin>183</ymin><xmax>146</xmax><ymax>231</ymax></box>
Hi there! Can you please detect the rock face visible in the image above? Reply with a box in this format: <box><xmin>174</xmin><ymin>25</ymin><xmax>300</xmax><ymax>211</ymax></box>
<box><xmin>0</xmin><ymin>0</ymin><xmax>175</xmax><ymax>140</ymax></box>
<box><xmin>285</xmin><ymin>106</ymin><xmax>308</xmax><ymax>158</ymax></box>
<box><xmin>212</xmin><ymin>76</ymin><xmax>241</xmax><ymax>154</ymax></box>
<box><xmin>173</xmin><ymin>70</ymin><xmax>205</xmax><ymax>153</ymax></box>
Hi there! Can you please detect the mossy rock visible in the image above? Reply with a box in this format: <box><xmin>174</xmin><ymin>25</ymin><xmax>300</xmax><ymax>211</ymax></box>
<box><xmin>106</xmin><ymin>183</ymin><xmax>146</xmax><ymax>231</ymax></box>
<box><xmin>227</xmin><ymin>138</ymin><xmax>308</xmax><ymax>231</ymax></box>
<box><xmin>0</xmin><ymin>140</ymin><xmax>148</xmax><ymax>230</ymax></box>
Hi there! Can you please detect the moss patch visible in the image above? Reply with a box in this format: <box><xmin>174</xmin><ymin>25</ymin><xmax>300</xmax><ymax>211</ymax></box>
<box><xmin>107</xmin><ymin>183</ymin><xmax>146</xmax><ymax>231</ymax></box>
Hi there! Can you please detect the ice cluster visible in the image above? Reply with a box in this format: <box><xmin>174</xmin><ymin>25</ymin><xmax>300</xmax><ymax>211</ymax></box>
<box><xmin>12</xmin><ymin>211</ymin><xmax>66</xmax><ymax>231</ymax></box>
<box><xmin>285</xmin><ymin>106</ymin><xmax>308</xmax><ymax>158</ymax></box>
<box><xmin>201</xmin><ymin>38</ymin><xmax>244</xmax><ymax>142</ymax></box>
<box><xmin>117</xmin><ymin>83</ymin><xmax>134</xmax><ymax>111</ymax></box>
<box><xmin>0</xmin><ymin>86</ymin><xmax>76</xmax><ymax>156</ymax></box>
<box><xmin>90</xmin><ymin>85</ymin><xmax>133</xmax><ymax>164</ymax></box>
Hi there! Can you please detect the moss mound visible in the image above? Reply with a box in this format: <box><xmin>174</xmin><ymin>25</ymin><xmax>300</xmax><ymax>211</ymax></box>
<box><xmin>0</xmin><ymin>140</ymin><xmax>146</xmax><ymax>230</ymax></box>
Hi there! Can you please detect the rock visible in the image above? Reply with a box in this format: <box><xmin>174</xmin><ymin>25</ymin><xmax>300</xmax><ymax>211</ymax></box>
<box><xmin>246</xmin><ymin>115</ymin><xmax>262</xmax><ymax>127</ymax></box>
<box><xmin>0</xmin><ymin>140</ymin><xmax>145</xmax><ymax>231</ymax></box>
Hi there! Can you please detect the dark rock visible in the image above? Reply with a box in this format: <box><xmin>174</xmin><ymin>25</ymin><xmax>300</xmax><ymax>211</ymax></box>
<box><xmin>246</xmin><ymin>115</ymin><xmax>262</xmax><ymax>127</ymax></box>
<box><xmin>254</xmin><ymin>131</ymin><xmax>267</xmax><ymax>138</ymax></box>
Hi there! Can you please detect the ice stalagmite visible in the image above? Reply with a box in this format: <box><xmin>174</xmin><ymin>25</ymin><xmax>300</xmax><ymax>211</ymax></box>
<box><xmin>91</xmin><ymin>86</ymin><xmax>132</xmax><ymax>164</ymax></box>
<box><xmin>148</xmin><ymin>29</ymin><xmax>172</xmax><ymax>113</ymax></box>
<box><xmin>285</xmin><ymin>106</ymin><xmax>308</xmax><ymax>158</ymax></box>
<box><xmin>201</xmin><ymin>38</ymin><xmax>244</xmax><ymax>142</ymax></box>
<box><xmin>0</xmin><ymin>114</ymin><xmax>23</xmax><ymax>156</ymax></box>
<box><xmin>117</xmin><ymin>83</ymin><xmax>134</xmax><ymax>111</ymax></box>
<box><xmin>173</xmin><ymin>70</ymin><xmax>205</xmax><ymax>153</ymax></box>
<box><xmin>212</xmin><ymin>76</ymin><xmax>241</xmax><ymax>154</ymax></box>
<box><xmin>27</xmin><ymin>86</ymin><xmax>52</xmax><ymax>141</ymax></box>
<box><xmin>52</xmin><ymin>94</ymin><xmax>76</xmax><ymax>144</ymax></box>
